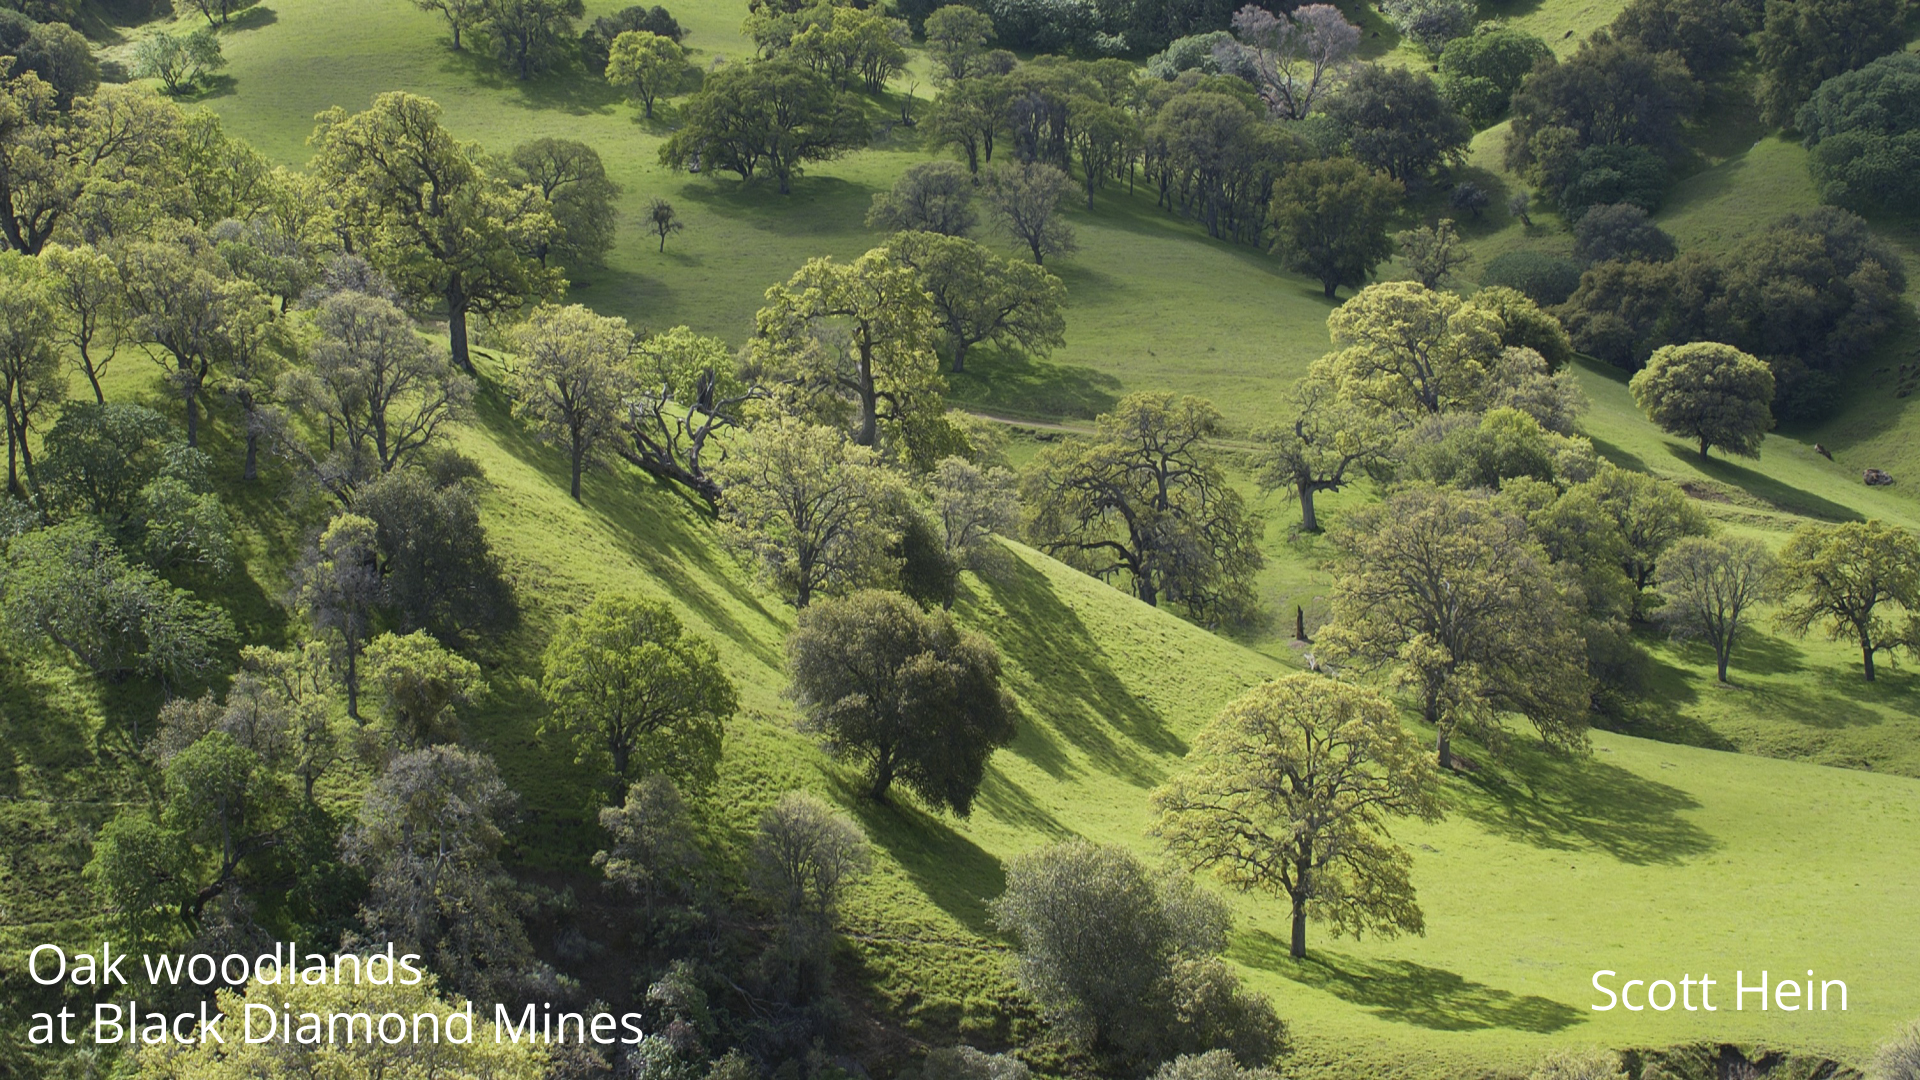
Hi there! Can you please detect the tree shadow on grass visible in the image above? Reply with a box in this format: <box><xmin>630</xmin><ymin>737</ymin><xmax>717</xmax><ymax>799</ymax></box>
<box><xmin>673</xmin><ymin>175</ymin><xmax>882</xmax><ymax>238</ymax></box>
<box><xmin>215</xmin><ymin>5</ymin><xmax>277</xmax><ymax>32</ymax></box>
<box><xmin>466</xmin><ymin>371</ymin><xmax>788</xmax><ymax>674</ymax></box>
<box><xmin>0</xmin><ymin>653</ymin><xmax>100</xmax><ymax>801</ymax></box>
<box><xmin>1232</xmin><ymin>932</ymin><xmax>1586</xmax><ymax>1033</ymax></box>
<box><xmin>1659</xmin><ymin>443</ymin><xmax>1863</xmax><ymax>523</ymax></box>
<box><xmin>1451</xmin><ymin>738</ymin><xmax>1718</xmax><ymax>865</ymax></box>
<box><xmin>960</xmin><ymin>552</ymin><xmax>1185</xmax><ymax>787</ymax></box>
<box><xmin>436</xmin><ymin>49</ymin><xmax>625</xmax><ymax>115</ymax></box>
<box><xmin>832</xmin><ymin>772</ymin><xmax>1008</xmax><ymax>935</ymax></box>
<box><xmin>1584</xmin><ymin>434</ymin><xmax>1651</xmax><ymax>474</ymax></box>
<box><xmin>948</xmin><ymin>348</ymin><xmax>1122</xmax><ymax>422</ymax></box>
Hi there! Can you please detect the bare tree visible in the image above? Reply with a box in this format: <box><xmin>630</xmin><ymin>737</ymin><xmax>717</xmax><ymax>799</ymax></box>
<box><xmin>981</xmin><ymin>161</ymin><xmax>1078</xmax><ymax>265</ymax></box>
<box><xmin>1215</xmin><ymin>4</ymin><xmax>1359</xmax><ymax>120</ymax></box>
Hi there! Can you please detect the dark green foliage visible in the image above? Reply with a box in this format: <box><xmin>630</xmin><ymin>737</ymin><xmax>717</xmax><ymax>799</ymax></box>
<box><xmin>1379</xmin><ymin>0</ymin><xmax>1475</xmax><ymax>56</ymax></box>
<box><xmin>1468</xmin><ymin>285</ymin><xmax>1575</xmax><ymax>370</ymax></box>
<box><xmin>1266</xmin><ymin>157</ymin><xmax>1402</xmax><ymax>298</ymax></box>
<box><xmin>1438</xmin><ymin>24</ymin><xmax>1554</xmax><ymax>127</ymax></box>
<box><xmin>0</xmin><ymin>11</ymin><xmax>95</xmax><ymax>106</ymax></box>
<box><xmin>660</xmin><ymin>59</ymin><xmax>871</xmax><ymax>194</ymax></box>
<box><xmin>1607</xmin><ymin>0</ymin><xmax>1756</xmax><ymax>80</ymax></box>
<box><xmin>1559</xmin><ymin>208</ymin><xmax>1905</xmax><ymax>420</ymax></box>
<box><xmin>1323</xmin><ymin>64</ymin><xmax>1472</xmax><ymax>185</ymax></box>
<box><xmin>1450</xmin><ymin>179</ymin><xmax>1490</xmax><ymax>219</ymax></box>
<box><xmin>581</xmin><ymin>4</ymin><xmax>686</xmax><ymax>70</ymax></box>
<box><xmin>351</xmin><ymin>464</ymin><xmax>517</xmax><ymax>643</ymax></box>
<box><xmin>1573</xmin><ymin>203</ymin><xmax>1677</xmax><ymax>265</ymax></box>
<box><xmin>1798</xmin><ymin>53</ymin><xmax>1920</xmax><ymax>212</ymax></box>
<box><xmin>1754</xmin><ymin>0</ymin><xmax>1912</xmax><ymax>128</ymax></box>
<box><xmin>787</xmin><ymin>589</ymin><xmax>1017</xmax><ymax>814</ymax></box>
<box><xmin>1555</xmin><ymin>144</ymin><xmax>1668</xmax><ymax>218</ymax></box>
<box><xmin>1</xmin><ymin>0</ymin><xmax>81</xmax><ymax>26</ymax></box>
<box><xmin>41</xmin><ymin>403</ymin><xmax>196</xmax><ymax>527</ymax></box>
<box><xmin>483</xmin><ymin>0</ymin><xmax>586</xmax><ymax>80</ymax></box>
<box><xmin>1480</xmin><ymin>250</ymin><xmax>1582</xmax><ymax>306</ymax></box>
<box><xmin>867</xmin><ymin>160</ymin><xmax>978</xmax><ymax>236</ymax></box>
<box><xmin>891</xmin><ymin>508</ymin><xmax>959</xmax><ymax>610</ymax></box>
<box><xmin>1146</xmin><ymin>89</ymin><xmax>1303</xmax><ymax>246</ymax></box>
<box><xmin>1506</xmin><ymin>36</ymin><xmax>1700</xmax><ymax>182</ymax></box>
<box><xmin>343</xmin><ymin>746</ymin><xmax>544</xmax><ymax>1003</ymax></box>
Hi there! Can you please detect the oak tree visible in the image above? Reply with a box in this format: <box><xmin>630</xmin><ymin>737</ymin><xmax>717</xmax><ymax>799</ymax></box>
<box><xmin>787</xmin><ymin>588</ymin><xmax>1017</xmax><ymax>813</ymax></box>
<box><xmin>1153</xmin><ymin>675</ymin><xmax>1441</xmax><ymax>959</ymax></box>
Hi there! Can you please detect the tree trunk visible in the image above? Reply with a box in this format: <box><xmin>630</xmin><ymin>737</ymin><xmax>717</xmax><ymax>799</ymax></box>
<box><xmin>1437</xmin><ymin>725</ymin><xmax>1452</xmax><ymax>770</ymax></box>
<box><xmin>183</xmin><ymin>377</ymin><xmax>200</xmax><ymax>447</ymax></box>
<box><xmin>447</xmin><ymin>285</ymin><xmax>473</xmax><ymax>374</ymax></box>
<box><xmin>570</xmin><ymin>440</ymin><xmax>584</xmax><ymax>502</ymax></box>
<box><xmin>4</xmin><ymin>407</ymin><xmax>18</xmax><ymax>498</ymax></box>
<box><xmin>1296</xmin><ymin>606</ymin><xmax>1307</xmax><ymax>643</ymax></box>
<box><xmin>1699</xmin><ymin>437</ymin><xmax>1710</xmax><ymax>459</ymax></box>
<box><xmin>1716</xmin><ymin>650</ymin><xmax>1730</xmax><ymax>684</ymax></box>
<box><xmin>1289</xmin><ymin>894</ymin><xmax>1307</xmax><ymax>959</ymax></box>
<box><xmin>1298</xmin><ymin>481</ymin><xmax>1319</xmax><ymax>532</ymax></box>
<box><xmin>345</xmin><ymin>644</ymin><xmax>361</xmax><ymax>722</ymax></box>
<box><xmin>81</xmin><ymin>349</ymin><xmax>104</xmax><ymax>403</ymax></box>
<box><xmin>243</xmin><ymin>430</ymin><xmax>259</xmax><ymax>482</ymax></box>
<box><xmin>1863</xmin><ymin>642</ymin><xmax>1876</xmax><ymax>681</ymax></box>
<box><xmin>1323</xmin><ymin>280</ymin><xmax>1338</xmax><ymax>299</ymax></box>
<box><xmin>951</xmin><ymin>339</ymin><xmax>968</xmax><ymax>374</ymax></box>
<box><xmin>869</xmin><ymin>755</ymin><xmax>894</xmax><ymax>802</ymax></box>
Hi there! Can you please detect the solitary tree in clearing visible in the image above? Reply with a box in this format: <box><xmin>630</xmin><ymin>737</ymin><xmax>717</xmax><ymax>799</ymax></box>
<box><xmin>1153</xmin><ymin>675</ymin><xmax>1441</xmax><ymax>959</ymax></box>
<box><xmin>1628</xmin><ymin>342</ymin><xmax>1775</xmax><ymax>460</ymax></box>
<box><xmin>646</xmin><ymin>198</ymin><xmax>684</xmax><ymax>252</ymax></box>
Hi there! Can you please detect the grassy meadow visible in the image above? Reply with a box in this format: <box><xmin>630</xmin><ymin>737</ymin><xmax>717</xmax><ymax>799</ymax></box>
<box><xmin>10</xmin><ymin>0</ymin><xmax>1920</xmax><ymax>1074</ymax></box>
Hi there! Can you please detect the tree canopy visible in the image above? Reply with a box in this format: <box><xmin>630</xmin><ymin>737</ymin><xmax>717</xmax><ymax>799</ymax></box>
<box><xmin>1628</xmin><ymin>342</ymin><xmax>1775</xmax><ymax>460</ymax></box>
<box><xmin>1154</xmin><ymin>675</ymin><xmax>1441</xmax><ymax>959</ymax></box>
<box><xmin>787</xmin><ymin>588</ymin><xmax>1017</xmax><ymax>814</ymax></box>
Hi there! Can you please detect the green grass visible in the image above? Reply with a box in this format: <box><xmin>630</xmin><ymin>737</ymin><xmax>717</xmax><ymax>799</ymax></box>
<box><xmin>16</xmin><ymin>0</ymin><xmax>1920</xmax><ymax>1074</ymax></box>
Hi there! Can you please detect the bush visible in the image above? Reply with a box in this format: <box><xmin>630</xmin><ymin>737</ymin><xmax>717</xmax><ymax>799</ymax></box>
<box><xmin>1379</xmin><ymin>0</ymin><xmax>1476</xmax><ymax>55</ymax></box>
<box><xmin>1438</xmin><ymin>24</ymin><xmax>1553</xmax><ymax>127</ymax></box>
<box><xmin>1557</xmin><ymin>143</ymin><xmax>1668</xmax><ymax>219</ymax></box>
<box><xmin>991</xmin><ymin>840</ymin><xmax>1282</xmax><ymax>1066</ymax></box>
<box><xmin>1481</xmin><ymin>250</ymin><xmax>1582</xmax><ymax>305</ymax></box>
<box><xmin>1798</xmin><ymin>52</ymin><xmax>1920</xmax><ymax>213</ymax></box>
<box><xmin>1572</xmin><ymin>203</ymin><xmax>1676</xmax><ymax>264</ymax></box>
<box><xmin>1146</xmin><ymin>30</ymin><xmax>1232</xmax><ymax>79</ymax></box>
<box><xmin>1874</xmin><ymin>1021</ymin><xmax>1920</xmax><ymax>1080</ymax></box>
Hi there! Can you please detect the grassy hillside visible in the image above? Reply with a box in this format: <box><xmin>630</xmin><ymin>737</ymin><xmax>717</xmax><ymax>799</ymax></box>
<box><xmin>13</xmin><ymin>0</ymin><xmax>1919</xmax><ymax>1075</ymax></box>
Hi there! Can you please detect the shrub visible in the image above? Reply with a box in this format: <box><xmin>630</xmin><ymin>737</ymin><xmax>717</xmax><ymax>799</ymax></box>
<box><xmin>1438</xmin><ymin>24</ymin><xmax>1553</xmax><ymax>127</ymax></box>
<box><xmin>1572</xmin><ymin>203</ymin><xmax>1676</xmax><ymax>264</ymax></box>
<box><xmin>1481</xmin><ymin>250</ymin><xmax>1582</xmax><ymax>305</ymax></box>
